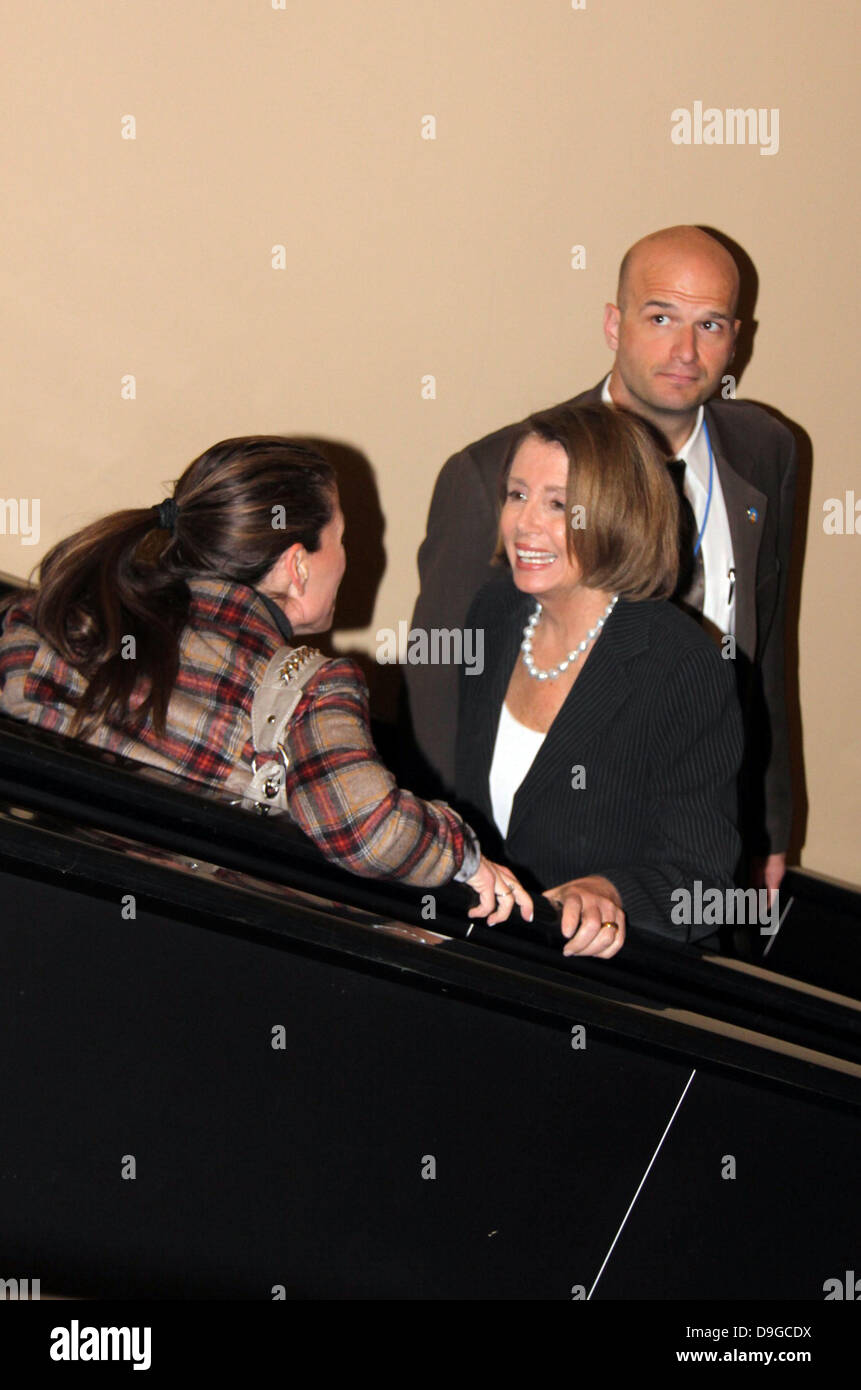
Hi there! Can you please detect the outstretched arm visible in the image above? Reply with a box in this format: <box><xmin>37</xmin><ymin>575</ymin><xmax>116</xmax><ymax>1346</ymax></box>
<box><xmin>283</xmin><ymin>660</ymin><xmax>530</xmax><ymax>926</ymax></box>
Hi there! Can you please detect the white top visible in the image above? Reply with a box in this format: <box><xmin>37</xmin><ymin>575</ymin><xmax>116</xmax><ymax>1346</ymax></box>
<box><xmin>601</xmin><ymin>375</ymin><xmax>736</xmax><ymax>636</ymax></box>
<box><xmin>489</xmin><ymin>701</ymin><xmax>546</xmax><ymax>838</ymax></box>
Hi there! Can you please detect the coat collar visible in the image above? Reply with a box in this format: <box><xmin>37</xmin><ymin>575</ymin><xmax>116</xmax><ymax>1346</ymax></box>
<box><xmin>187</xmin><ymin>577</ymin><xmax>292</xmax><ymax>655</ymax></box>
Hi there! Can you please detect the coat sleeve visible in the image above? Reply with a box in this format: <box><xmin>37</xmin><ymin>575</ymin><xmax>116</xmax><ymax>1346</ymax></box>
<box><xmin>282</xmin><ymin>659</ymin><xmax>478</xmax><ymax>886</ymax></box>
<box><xmin>598</xmin><ymin>645</ymin><xmax>744</xmax><ymax>941</ymax></box>
<box><xmin>757</xmin><ymin>429</ymin><xmax>798</xmax><ymax>855</ymax></box>
<box><xmin>405</xmin><ymin>447</ymin><xmax>501</xmax><ymax>794</ymax></box>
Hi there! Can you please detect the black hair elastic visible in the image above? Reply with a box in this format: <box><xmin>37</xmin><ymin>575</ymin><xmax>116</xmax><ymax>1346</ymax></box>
<box><xmin>155</xmin><ymin>498</ymin><xmax>179</xmax><ymax>533</ymax></box>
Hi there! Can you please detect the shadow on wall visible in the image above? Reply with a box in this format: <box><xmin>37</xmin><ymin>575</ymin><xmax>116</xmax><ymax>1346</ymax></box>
<box><xmin>298</xmin><ymin>437</ymin><xmax>401</xmax><ymax>724</ymax></box>
<box><xmin>699</xmin><ymin>226</ymin><xmax>759</xmax><ymax>384</ymax></box>
<box><xmin>701</xmin><ymin>226</ymin><xmax>810</xmax><ymax>863</ymax></box>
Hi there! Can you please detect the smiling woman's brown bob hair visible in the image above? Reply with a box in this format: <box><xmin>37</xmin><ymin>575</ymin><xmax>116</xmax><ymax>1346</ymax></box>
<box><xmin>494</xmin><ymin>402</ymin><xmax>680</xmax><ymax>599</ymax></box>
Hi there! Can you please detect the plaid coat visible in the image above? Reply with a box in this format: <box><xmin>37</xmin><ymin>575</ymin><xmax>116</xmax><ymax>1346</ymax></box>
<box><xmin>0</xmin><ymin>578</ymin><xmax>470</xmax><ymax>885</ymax></box>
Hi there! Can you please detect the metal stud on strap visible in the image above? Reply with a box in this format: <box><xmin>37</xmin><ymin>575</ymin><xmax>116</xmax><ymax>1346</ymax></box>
<box><xmin>278</xmin><ymin>645</ymin><xmax>321</xmax><ymax>684</ymax></box>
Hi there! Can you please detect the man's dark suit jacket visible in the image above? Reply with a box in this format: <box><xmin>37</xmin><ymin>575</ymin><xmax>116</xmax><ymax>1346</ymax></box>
<box><xmin>456</xmin><ymin>579</ymin><xmax>743</xmax><ymax>941</ymax></box>
<box><xmin>407</xmin><ymin>383</ymin><xmax>797</xmax><ymax>856</ymax></box>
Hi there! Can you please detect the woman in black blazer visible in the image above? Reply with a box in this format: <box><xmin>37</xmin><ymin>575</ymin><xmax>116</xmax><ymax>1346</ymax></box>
<box><xmin>456</xmin><ymin>404</ymin><xmax>743</xmax><ymax>958</ymax></box>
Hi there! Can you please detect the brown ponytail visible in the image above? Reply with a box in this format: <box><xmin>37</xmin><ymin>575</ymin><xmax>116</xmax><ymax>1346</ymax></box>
<box><xmin>22</xmin><ymin>436</ymin><xmax>336</xmax><ymax>735</ymax></box>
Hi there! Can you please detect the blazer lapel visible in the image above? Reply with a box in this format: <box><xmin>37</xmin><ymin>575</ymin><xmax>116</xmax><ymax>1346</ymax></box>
<box><xmin>704</xmin><ymin>405</ymin><xmax>766</xmax><ymax>661</ymax></box>
<box><xmin>506</xmin><ymin>601</ymin><xmax>644</xmax><ymax>840</ymax></box>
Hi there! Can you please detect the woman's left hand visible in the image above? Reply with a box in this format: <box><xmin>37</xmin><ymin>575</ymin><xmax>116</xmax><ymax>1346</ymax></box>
<box><xmin>543</xmin><ymin>876</ymin><xmax>626</xmax><ymax>958</ymax></box>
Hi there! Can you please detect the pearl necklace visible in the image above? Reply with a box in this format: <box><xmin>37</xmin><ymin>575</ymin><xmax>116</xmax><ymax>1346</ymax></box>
<box><xmin>521</xmin><ymin>595</ymin><xmax>618</xmax><ymax>680</ymax></box>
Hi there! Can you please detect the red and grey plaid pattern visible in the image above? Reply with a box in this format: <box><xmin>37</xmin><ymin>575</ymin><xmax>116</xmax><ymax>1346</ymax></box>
<box><xmin>0</xmin><ymin>580</ymin><xmax>278</xmax><ymax>781</ymax></box>
<box><xmin>0</xmin><ymin>578</ymin><xmax>467</xmax><ymax>884</ymax></box>
<box><xmin>279</xmin><ymin>664</ymin><xmax>467</xmax><ymax>883</ymax></box>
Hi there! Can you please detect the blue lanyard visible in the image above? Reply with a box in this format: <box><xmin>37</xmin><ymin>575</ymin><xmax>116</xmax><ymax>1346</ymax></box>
<box><xmin>692</xmin><ymin>417</ymin><xmax>714</xmax><ymax>558</ymax></box>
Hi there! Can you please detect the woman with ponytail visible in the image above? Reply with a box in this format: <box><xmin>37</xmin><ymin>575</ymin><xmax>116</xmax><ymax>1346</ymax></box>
<box><xmin>0</xmin><ymin>436</ymin><xmax>531</xmax><ymax>924</ymax></box>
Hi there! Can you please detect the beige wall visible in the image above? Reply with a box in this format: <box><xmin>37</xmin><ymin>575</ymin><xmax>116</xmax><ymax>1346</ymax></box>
<box><xmin>2</xmin><ymin>1</ymin><xmax>858</xmax><ymax>883</ymax></box>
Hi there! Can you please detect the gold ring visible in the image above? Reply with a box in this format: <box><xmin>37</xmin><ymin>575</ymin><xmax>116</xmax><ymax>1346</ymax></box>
<box><xmin>495</xmin><ymin>887</ymin><xmax>514</xmax><ymax>899</ymax></box>
<box><xmin>601</xmin><ymin>920</ymin><xmax>618</xmax><ymax>931</ymax></box>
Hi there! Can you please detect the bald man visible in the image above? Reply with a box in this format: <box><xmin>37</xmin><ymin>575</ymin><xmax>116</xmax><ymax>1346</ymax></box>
<box><xmin>405</xmin><ymin>226</ymin><xmax>797</xmax><ymax>897</ymax></box>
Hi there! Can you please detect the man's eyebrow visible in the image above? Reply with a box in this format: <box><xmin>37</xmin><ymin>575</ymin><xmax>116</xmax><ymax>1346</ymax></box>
<box><xmin>642</xmin><ymin>298</ymin><xmax>733</xmax><ymax>321</ymax></box>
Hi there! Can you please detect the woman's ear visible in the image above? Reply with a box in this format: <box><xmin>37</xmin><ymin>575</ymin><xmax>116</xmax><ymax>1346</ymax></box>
<box><xmin>259</xmin><ymin>543</ymin><xmax>307</xmax><ymax>599</ymax></box>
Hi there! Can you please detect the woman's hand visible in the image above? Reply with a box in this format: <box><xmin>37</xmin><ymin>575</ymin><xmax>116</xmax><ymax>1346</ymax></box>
<box><xmin>543</xmin><ymin>875</ymin><xmax>625</xmax><ymax>958</ymax></box>
<box><xmin>466</xmin><ymin>857</ymin><xmax>534</xmax><ymax>926</ymax></box>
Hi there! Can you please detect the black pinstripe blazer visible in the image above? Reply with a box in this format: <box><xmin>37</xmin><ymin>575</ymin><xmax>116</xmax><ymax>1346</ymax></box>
<box><xmin>455</xmin><ymin>576</ymin><xmax>744</xmax><ymax>941</ymax></box>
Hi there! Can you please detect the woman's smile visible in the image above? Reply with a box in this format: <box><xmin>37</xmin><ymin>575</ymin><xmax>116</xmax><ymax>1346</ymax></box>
<box><xmin>513</xmin><ymin>545</ymin><xmax>559</xmax><ymax>570</ymax></box>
